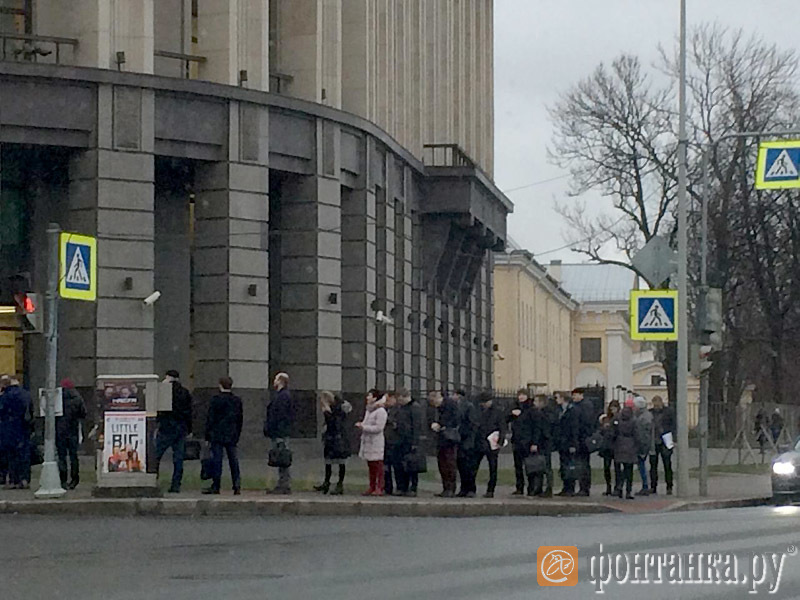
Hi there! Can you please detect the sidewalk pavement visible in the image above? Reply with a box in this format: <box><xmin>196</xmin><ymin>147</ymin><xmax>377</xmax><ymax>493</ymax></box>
<box><xmin>0</xmin><ymin>457</ymin><xmax>773</xmax><ymax>518</ymax></box>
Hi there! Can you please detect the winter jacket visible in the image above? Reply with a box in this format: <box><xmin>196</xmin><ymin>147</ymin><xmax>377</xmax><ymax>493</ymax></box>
<box><xmin>507</xmin><ymin>399</ymin><xmax>533</xmax><ymax>452</ymax></box>
<box><xmin>476</xmin><ymin>404</ymin><xmax>505</xmax><ymax>454</ymax></box>
<box><xmin>651</xmin><ymin>407</ymin><xmax>674</xmax><ymax>443</ymax></box>
<box><xmin>323</xmin><ymin>400</ymin><xmax>352</xmax><ymax>460</ymax></box>
<box><xmin>613</xmin><ymin>407</ymin><xmax>637</xmax><ymax>464</ymax></box>
<box><xmin>56</xmin><ymin>387</ymin><xmax>87</xmax><ymax>443</ymax></box>
<box><xmin>598</xmin><ymin>416</ymin><xmax>615</xmax><ymax>459</ymax></box>
<box><xmin>435</xmin><ymin>396</ymin><xmax>461</xmax><ymax>448</ymax></box>
<box><xmin>205</xmin><ymin>391</ymin><xmax>243</xmax><ymax>446</ymax></box>
<box><xmin>634</xmin><ymin>409</ymin><xmax>655</xmax><ymax>457</ymax></box>
<box><xmin>458</xmin><ymin>399</ymin><xmax>480</xmax><ymax>452</ymax></box>
<box><xmin>518</xmin><ymin>406</ymin><xmax>552</xmax><ymax>455</ymax></box>
<box><xmin>554</xmin><ymin>403</ymin><xmax>579</xmax><ymax>453</ymax></box>
<box><xmin>0</xmin><ymin>385</ymin><xmax>32</xmax><ymax>448</ymax></box>
<box><xmin>573</xmin><ymin>398</ymin><xmax>596</xmax><ymax>452</ymax></box>
<box><xmin>157</xmin><ymin>381</ymin><xmax>193</xmax><ymax>435</ymax></box>
<box><xmin>384</xmin><ymin>404</ymin><xmax>402</xmax><ymax>461</ymax></box>
<box><xmin>265</xmin><ymin>387</ymin><xmax>293</xmax><ymax>439</ymax></box>
<box><xmin>358</xmin><ymin>401</ymin><xmax>388</xmax><ymax>461</ymax></box>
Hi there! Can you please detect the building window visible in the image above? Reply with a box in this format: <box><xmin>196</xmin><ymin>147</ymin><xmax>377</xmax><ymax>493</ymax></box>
<box><xmin>580</xmin><ymin>337</ymin><xmax>601</xmax><ymax>363</ymax></box>
<box><xmin>651</xmin><ymin>374</ymin><xmax>666</xmax><ymax>386</ymax></box>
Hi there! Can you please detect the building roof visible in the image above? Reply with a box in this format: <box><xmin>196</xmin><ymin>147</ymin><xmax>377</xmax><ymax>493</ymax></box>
<box><xmin>558</xmin><ymin>263</ymin><xmax>636</xmax><ymax>303</ymax></box>
<box><xmin>493</xmin><ymin>250</ymin><xmax>578</xmax><ymax>311</ymax></box>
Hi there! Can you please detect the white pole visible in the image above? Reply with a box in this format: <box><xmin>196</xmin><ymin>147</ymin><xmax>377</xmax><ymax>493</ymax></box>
<box><xmin>675</xmin><ymin>0</ymin><xmax>690</xmax><ymax>498</ymax></box>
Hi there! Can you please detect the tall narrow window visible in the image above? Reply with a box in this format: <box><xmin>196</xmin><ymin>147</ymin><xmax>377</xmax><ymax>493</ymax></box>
<box><xmin>580</xmin><ymin>337</ymin><xmax>602</xmax><ymax>363</ymax></box>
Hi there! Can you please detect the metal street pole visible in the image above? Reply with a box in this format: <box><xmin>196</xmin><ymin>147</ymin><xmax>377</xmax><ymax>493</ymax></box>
<box><xmin>35</xmin><ymin>223</ymin><xmax>65</xmax><ymax>499</ymax></box>
<box><xmin>675</xmin><ymin>0</ymin><xmax>690</xmax><ymax>498</ymax></box>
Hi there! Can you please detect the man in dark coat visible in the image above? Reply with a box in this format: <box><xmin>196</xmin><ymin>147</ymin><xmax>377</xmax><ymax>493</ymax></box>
<box><xmin>383</xmin><ymin>391</ymin><xmax>400</xmax><ymax>495</ymax></box>
<box><xmin>202</xmin><ymin>376</ymin><xmax>243</xmax><ymax>495</ymax></box>
<box><xmin>265</xmin><ymin>372</ymin><xmax>293</xmax><ymax>494</ymax></box>
<box><xmin>571</xmin><ymin>387</ymin><xmax>595</xmax><ymax>496</ymax></box>
<box><xmin>612</xmin><ymin>406</ymin><xmax>637</xmax><ymax>499</ymax></box>
<box><xmin>521</xmin><ymin>395</ymin><xmax>553</xmax><ymax>497</ymax></box>
<box><xmin>508</xmin><ymin>388</ymin><xmax>534</xmax><ymax>495</ymax></box>
<box><xmin>56</xmin><ymin>378</ymin><xmax>87</xmax><ymax>490</ymax></box>
<box><xmin>456</xmin><ymin>392</ymin><xmax>480</xmax><ymax>497</ymax></box>
<box><xmin>394</xmin><ymin>389</ymin><xmax>424</xmax><ymax>496</ymax></box>
<box><xmin>473</xmin><ymin>391</ymin><xmax>505</xmax><ymax>498</ymax></box>
<box><xmin>554</xmin><ymin>392</ymin><xmax>579</xmax><ymax>497</ymax></box>
<box><xmin>0</xmin><ymin>377</ymin><xmax>32</xmax><ymax>489</ymax></box>
<box><xmin>154</xmin><ymin>370</ymin><xmax>192</xmax><ymax>493</ymax></box>
<box><xmin>430</xmin><ymin>390</ymin><xmax>460</xmax><ymax>497</ymax></box>
<box><xmin>649</xmin><ymin>395</ymin><xmax>674</xmax><ymax>495</ymax></box>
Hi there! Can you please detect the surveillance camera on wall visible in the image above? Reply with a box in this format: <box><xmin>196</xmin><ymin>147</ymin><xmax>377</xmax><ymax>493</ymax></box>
<box><xmin>375</xmin><ymin>310</ymin><xmax>394</xmax><ymax>325</ymax></box>
<box><xmin>143</xmin><ymin>291</ymin><xmax>161</xmax><ymax>306</ymax></box>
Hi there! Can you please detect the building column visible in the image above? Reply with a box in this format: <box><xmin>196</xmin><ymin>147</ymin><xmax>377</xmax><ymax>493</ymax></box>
<box><xmin>410</xmin><ymin>208</ymin><xmax>426</xmax><ymax>396</ymax></box>
<box><xmin>65</xmin><ymin>85</ymin><xmax>155</xmax><ymax>385</ymax></box>
<box><xmin>277</xmin><ymin>120</ymin><xmax>342</xmax><ymax>402</ymax></box>
<box><xmin>193</xmin><ymin>102</ymin><xmax>269</xmax><ymax>447</ymax></box>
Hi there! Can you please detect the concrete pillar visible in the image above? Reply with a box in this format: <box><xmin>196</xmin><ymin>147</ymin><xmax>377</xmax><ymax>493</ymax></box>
<box><xmin>65</xmin><ymin>84</ymin><xmax>155</xmax><ymax>385</ymax></box>
<box><xmin>196</xmin><ymin>0</ymin><xmax>269</xmax><ymax>91</ymax></box>
<box><xmin>277</xmin><ymin>120</ymin><xmax>342</xmax><ymax>398</ymax></box>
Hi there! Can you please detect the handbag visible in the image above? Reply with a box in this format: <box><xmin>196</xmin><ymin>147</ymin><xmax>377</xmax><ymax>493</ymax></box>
<box><xmin>402</xmin><ymin>450</ymin><xmax>427</xmax><ymax>474</ymax></box>
<box><xmin>184</xmin><ymin>439</ymin><xmax>201</xmax><ymax>461</ymax></box>
<box><xmin>524</xmin><ymin>453</ymin><xmax>546</xmax><ymax>475</ymax></box>
<box><xmin>441</xmin><ymin>427</ymin><xmax>461</xmax><ymax>444</ymax></box>
<box><xmin>268</xmin><ymin>442</ymin><xmax>293</xmax><ymax>468</ymax></box>
<box><xmin>562</xmin><ymin>457</ymin><xmax>585</xmax><ymax>481</ymax></box>
<box><xmin>585</xmin><ymin>431</ymin><xmax>606</xmax><ymax>454</ymax></box>
<box><xmin>200</xmin><ymin>445</ymin><xmax>214</xmax><ymax>481</ymax></box>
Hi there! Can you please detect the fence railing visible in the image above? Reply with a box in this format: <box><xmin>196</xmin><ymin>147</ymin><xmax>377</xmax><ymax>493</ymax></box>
<box><xmin>0</xmin><ymin>32</ymin><xmax>77</xmax><ymax>65</ymax></box>
<box><xmin>154</xmin><ymin>49</ymin><xmax>206</xmax><ymax>79</ymax></box>
<box><xmin>423</xmin><ymin>143</ymin><xmax>477</xmax><ymax>168</ymax></box>
<box><xmin>269</xmin><ymin>71</ymin><xmax>293</xmax><ymax>94</ymax></box>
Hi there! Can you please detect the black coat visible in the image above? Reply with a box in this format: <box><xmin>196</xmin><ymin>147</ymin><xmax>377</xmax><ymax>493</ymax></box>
<box><xmin>205</xmin><ymin>392</ymin><xmax>243</xmax><ymax>445</ymax></box>
<box><xmin>56</xmin><ymin>388</ymin><xmax>87</xmax><ymax>443</ymax></box>
<box><xmin>322</xmin><ymin>401</ymin><xmax>351</xmax><ymax>460</ymax></box>
<box><xmin>573</xmin><ymin>399</ymin><xmax>596</xmax><ymax>451</ymax></box>
<box><xmin>476</xmin><ymin>405</ymin><xmax>505</xmax><ymax>454</ymax></box>
<box><xmin>508</xmin><ymin>400</ymin><xmax>533</xmax><ymax>452</ymax></box>
<box><xmin>554</xmin><ymin>403</ymin><xmax>579</xmax><ymax>453</ymax></box>
<box><xmin>458</xmin><ymin>399</ymin><xmax>480</xmax><ymax>452</ymax></box>
<box><xmin>435</xmin><ymin>397</ymin><xmax>461</xmax><ymax>448</ymax></box>
<box><xmin>518</xmin><ymin>406</ymin><xmax>552</xmax><ymax>454</ymax></box>
<box><xmin>157</xmin><ymin>381</ymin><xmax>193</xmax><ymax>434</ymax></box>
<box><xmin>265</xmin><ymin>388</ymin><xmax>293</xmax><ymax>439</ymax></box>
<box><xmin>0</xmin><ymin>385</ymin><xmax>32</xmax><ymax>448</ymax></box>
<box><xmin>612</xmin><ymin>408</ymin><xmax>637</xmax><ymax>464</ymax></box>
<box><xmin>651</xmin><ymin>407</ymin><xmax>674</xmax><ymax>441</ymax></box>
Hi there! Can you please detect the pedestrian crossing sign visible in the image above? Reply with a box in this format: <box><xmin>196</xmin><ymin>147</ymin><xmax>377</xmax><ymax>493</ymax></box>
<box><xmin>755</xmin><ymin>141</ymin><xmax>800</xmax><ymax>189</ymax></box>
<box><xmin>59</xmin><ymin>232</ymin><xmax>97</xmax><ymax>301</ymax></box>
<box><xmin>630</xmin><ymin>290</ymin><xmax>677</xmax><ymax>341</ymax></box>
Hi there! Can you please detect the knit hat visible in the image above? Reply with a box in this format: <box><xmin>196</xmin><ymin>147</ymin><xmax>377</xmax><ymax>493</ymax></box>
<box><xmin>633</xmin><ymin>396</ymin><xmax>647</xmax><ymax>410</ymax></box>
<box><xmin>60</xmin><ymin>378</ymin><xmax>75</xmax><ymax>389</ymax></box>
<box><xmin>624</xmin><ymin>397</ymin><xmax>635</xmax><ymax>409</ymax></box>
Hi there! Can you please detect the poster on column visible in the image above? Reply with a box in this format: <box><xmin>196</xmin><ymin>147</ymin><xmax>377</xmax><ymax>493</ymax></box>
<box><xmin>102</xmin><ymin>412</ymin><xmax>147</xmax><ymax>474</ymax></box>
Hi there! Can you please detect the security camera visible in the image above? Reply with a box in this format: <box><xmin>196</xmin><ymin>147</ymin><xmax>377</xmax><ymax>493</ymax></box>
<box><xmin>375</xmin><ymin>310</ymin><xmax>394</xmax><ymax>325</ymax></box>
<box><xmin>143</xmin><ymin>291</ymin><xmax>162</xmax><ymax>306</ymax></box>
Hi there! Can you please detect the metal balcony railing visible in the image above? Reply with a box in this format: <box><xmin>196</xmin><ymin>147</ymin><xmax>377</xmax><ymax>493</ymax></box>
<box><xmin>0</xmin><ymin>32</ymin><xmax>77</xmax><ymax>65</ymax></box>
<box><xmin>154</xmin><ymin>49</ymin><xmax>206</xmax><ymax>79</ymax></box>
<box><xmin>423</xmin><ymin>143</ymin><xmax>477</xmax><ymax>168</ymax></box>
<box><xmin>269</xmin><ymin>71</ymin><xmax>293</xmax><ymax>94</ymax></box>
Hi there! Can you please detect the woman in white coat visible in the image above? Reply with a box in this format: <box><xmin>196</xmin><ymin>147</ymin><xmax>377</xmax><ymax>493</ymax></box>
<box><xmin>356</xmin><ymin>389</ymin><xmax>388</xmax><ymax>496</ymax></box>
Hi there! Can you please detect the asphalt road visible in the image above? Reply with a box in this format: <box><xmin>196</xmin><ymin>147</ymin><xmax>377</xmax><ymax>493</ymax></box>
<box><xmin>1</xmin><ymin>507</ymin><xmax>799</xmax><ymax>600</ymax></box>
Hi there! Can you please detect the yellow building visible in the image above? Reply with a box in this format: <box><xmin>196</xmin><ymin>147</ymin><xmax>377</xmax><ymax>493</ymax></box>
<box><xmin>492</xmin><ymin>251</ymin><xmax>577</xmax><ymax>393</ymax></box>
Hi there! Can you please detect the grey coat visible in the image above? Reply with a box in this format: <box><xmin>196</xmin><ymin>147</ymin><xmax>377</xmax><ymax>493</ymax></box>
<box><xmin>634</xmin><ymin>409</ymin><xmax>655</xmax><ymax>457</ymax></box>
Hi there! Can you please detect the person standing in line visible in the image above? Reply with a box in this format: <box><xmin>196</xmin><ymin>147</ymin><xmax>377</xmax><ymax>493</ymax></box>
<box><xmin>314</xmin><ymin>391</ymin><xmax>352</xmax><ymax>495</ymax></box>
<box><xmin>394</xmin><ymin>388</ymin><xmax>424</xmax><ymax>497</ymax></box>
<box><xmin>202</xmin><ymin>376</ymin><xmax>242</xmax><ymax>495</ymax></box>
<box><xmin>508</xmin><ymin>388</ymin><xmax>534</xmax><ymax>496</ymax></box>
<box><xmin>633</xmin><ymin>396</ymin><xmax>654</xmax><ymax>496</ymax></box>
<box><xmin>356</xmin><ymin>389</ymin><xmax>387</xmax><ymax>496</ymax></box>
<box><xmin>612</xmin><ymin>405</ymin><xmax>637</xmax><ymax>499</ymax></box>
<box><xmin>522</xmin><ymin>394</ymin><xmax>553</xmax><ymax>497</ymax></box>
<box><xmin>153</xmin><ymin>370</ymin><xmax>192</xmax><ymax>494</ymax></box>
<box><xmin>0</xmin><ymin>376</ymin><xmax>32</xmax><ymax>489</ymax></box>
<box><xmin>265</xmin><ymin>372</ymin><xmax>294</xmax><ymax>494</ymax></box>
<box><xmin>599</xmin><ymin>399</ymin><xmax>620</xmax><ymax>496</ymax></box>
<box><xmin>649</xmin><ymin>395</ymin><xmax>674</xmax><ymax>495</ymax></box>
<box><xmin>554</xmin><ymin>392</ymin><xmax>579</xmax><ymax>497</ymax></box>
<box><xmin>473</xmin><ymin>391</ymin><xmax>505</xmax><ymax>498</ymax></box>
<box><xmin>383</xmin><ymin>391</ymin><xmax>400</xmax><ymax>495</ymax></box>
<box><xmin>56</xmin><ymin>378</ymin><xmax>87</xmax><ymax>490</ymax></box>
<box><xmin>571</xmin><ymin>388</ymin><xmax>595</xmax><ymax>497</ymax></box>
<box><xmin>430</xmin><ymin>390</ymin><xmax>460</xmax><ymax>498</ymax></box>
<box><xmin>0</xmin><ymin>375</ymin><xmax>8</xmax><ymax>487</ymax></box>
<box><xmin>456</xmin><ymin>392</ymin><xmax>479</xmax><ymax>498</ymax></box>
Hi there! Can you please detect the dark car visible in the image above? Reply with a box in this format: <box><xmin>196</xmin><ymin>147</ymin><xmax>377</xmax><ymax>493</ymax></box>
<box><xmin>771</xmin><ymin>437</ymin><xmax>800</xmax><ymax>504</ymax></box>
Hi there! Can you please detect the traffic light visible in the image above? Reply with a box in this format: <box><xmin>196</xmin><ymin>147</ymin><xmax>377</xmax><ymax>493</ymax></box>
<box><xmin>14</xmin><ymin>291</ymin><xmax>42</xmax><ymax>333</ymax></box>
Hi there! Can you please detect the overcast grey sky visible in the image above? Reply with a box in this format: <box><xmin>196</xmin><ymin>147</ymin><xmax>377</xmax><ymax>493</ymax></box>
<box><xmin>493</xmin><ymin>0</ymin><xmax>800</xmax><ymax>262</ymax></box>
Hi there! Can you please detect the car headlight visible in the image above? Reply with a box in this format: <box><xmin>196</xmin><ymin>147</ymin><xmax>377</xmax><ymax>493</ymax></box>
<box><xmin>773</xmin><ymin>461</ymin><xmax>796</xmax><ymax>476</ymax></box>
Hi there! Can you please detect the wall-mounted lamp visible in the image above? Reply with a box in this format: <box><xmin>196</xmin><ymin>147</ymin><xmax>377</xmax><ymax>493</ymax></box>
<box><xmin>327</xmin><ymin>292</ymin><xmax>338</xmax><ymax>305</ymax></box>
<box><xmin>115</xmin><ymin>51</ymin><xmax>126</xmax><ymax>71</ymax></box>
<box><xmin>239</xmin><ymin>69</ymin><xmax>248</xmax><ymax>87</ymax></box>
<box><xmin>247</xmin><ymin>284</ymin><xmax>258</xmax><ymax>297</ymax></box>
<box><xmin>123</xmin><ymin>276</ymin><xmax>133</xmax><ymax>291</ymax></box>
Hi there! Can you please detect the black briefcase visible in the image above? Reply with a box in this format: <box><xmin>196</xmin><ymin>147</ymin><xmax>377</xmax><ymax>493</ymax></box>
<box><xmin>184</xmin><ymin>439</ymin><xmax>201</xmax><ymax>461</ymax></box>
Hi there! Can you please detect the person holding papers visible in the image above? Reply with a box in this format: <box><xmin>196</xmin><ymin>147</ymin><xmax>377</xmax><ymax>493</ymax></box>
<box><xmin>473</xmin><ymin>391</ymin><xmax>505</xmax><ymax>498</ymax></box>
<box><xmin>649</xmin><ymin>395</ymin><xmax>674</xmax><ymax>495</ymax></box>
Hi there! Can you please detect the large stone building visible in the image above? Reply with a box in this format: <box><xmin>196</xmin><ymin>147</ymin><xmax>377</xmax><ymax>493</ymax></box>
<box><xmin>0</xmin><ymin>0</ymin><xmax>510</xmax><ymax>446</ymax></box>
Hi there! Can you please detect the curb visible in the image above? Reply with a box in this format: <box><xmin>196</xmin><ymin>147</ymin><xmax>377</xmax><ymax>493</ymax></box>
<box><xmin>0</xmin><ymin>497</ymin><xmax>621</xmax><ymax>518</ymax></box>
<box><xmin>665</xmin><ymin>496</ymin><xmax>773</xmax><ymax>512</ymax></box>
